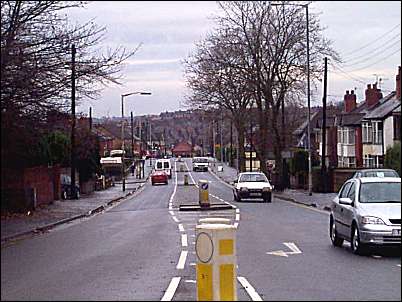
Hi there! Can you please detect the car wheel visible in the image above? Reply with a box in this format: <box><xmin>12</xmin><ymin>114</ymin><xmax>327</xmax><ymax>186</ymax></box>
<box><xmin>351</xmin><ymin>225</ymin><xmax>366</xmax><ymax>255</ymax></box>
<box><xmin>330</xmin><ymin>217</ymin><xmax>344</xmax><ymax>247</ymax></box>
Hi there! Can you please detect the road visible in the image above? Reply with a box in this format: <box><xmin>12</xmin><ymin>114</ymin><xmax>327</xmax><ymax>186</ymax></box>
<box><xmin>1</xmin><ymin>158</ymin><xmax>401</xmax><ymax>300</ymax></box>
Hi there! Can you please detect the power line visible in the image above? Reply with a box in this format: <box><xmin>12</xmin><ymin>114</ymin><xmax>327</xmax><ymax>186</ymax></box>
<box><xmin>330</xmin><ymin>63</ymin><xmax>368</xmax><ymax>85</ymax></box>
<box><xmin>341</xmin><ymin>23</ymin><xmax>400</xmax><ymax>57</ymax></box>
<box><xmin>341</xmin><ymin>34</ymin><xmax>401</xmax><ymax>66</ymax></box>
<box><xmin>345</xmin><ymin>47</ymin><xmax>401</xmax><ymax>73</ymax></box>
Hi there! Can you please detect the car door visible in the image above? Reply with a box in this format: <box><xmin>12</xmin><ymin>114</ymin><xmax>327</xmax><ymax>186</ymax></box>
<box><xmin>334</xmin><ymin>181</ymin><xmax>353</xmax><ymax>237</ymax></box>
<box><xmin>342</xmin><ymin>180</ymin><xmax>357</xmax><ymax>240</ymax></box>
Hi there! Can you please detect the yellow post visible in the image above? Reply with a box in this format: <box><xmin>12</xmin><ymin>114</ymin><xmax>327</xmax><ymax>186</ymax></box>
<box><xmin>199</xmin><ymin>180</ymin><xmax>210</xmax><ymax>207</ymax></box>
<box><xmin>195</xmin><ymin>223</ymin><xmax>237</xmax><ymax>301</ymax></box>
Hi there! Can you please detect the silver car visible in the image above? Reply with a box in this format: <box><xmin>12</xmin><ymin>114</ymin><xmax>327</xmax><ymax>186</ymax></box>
<box><xmin>329</xmin><ymin>177</ymin><xmax>401</xmax><ymax>255</ymax></box>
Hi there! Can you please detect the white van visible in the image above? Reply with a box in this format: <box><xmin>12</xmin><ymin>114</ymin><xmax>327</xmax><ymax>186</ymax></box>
<box><xmin>155</xmin><ymin>159</ymin><xmax>172</xmax><ymax>179</ymax></box>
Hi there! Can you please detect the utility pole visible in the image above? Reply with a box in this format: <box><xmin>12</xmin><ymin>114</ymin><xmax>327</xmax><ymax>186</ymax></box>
<box><xmin>321</xmin><ymin>57</ymin><xmax>328</xmax><ymax>192</ymax></box>
<box><xmin>220</xmin><ymin>112</ymin><xmax>223</xmax><ymax>163</ymax></box>
<box><xmin>306</xmin><ymin>4</ymin><xmax>312</xmax><ymax>196</ymax></box>
<box><xmin>230</xmin><ymin>119</ymin><xmax>233</xmax><ymax>167</ymax></box>
<box><xmin>89</xmin><ymin>107</ymin><xmax>92</xmax><ymax>131</ymax></box>
<box><xmin>249</xmin><ymin>120</ymin><xmax>253</xmax><ymax>172</ymax></box>
<box><xmin>131</xmin><ymin>111</ymin><xmax>134</xmax><ymax>158</ymax></box>
<box><xmin>212</xmin><ymin>120</ymin><xmax>216</xmax><ymax>159</ymax></box>
<box><xmin>70</xmin><ymin>44</ymin><xmax>77</xmax><ymax>199</ymax></box>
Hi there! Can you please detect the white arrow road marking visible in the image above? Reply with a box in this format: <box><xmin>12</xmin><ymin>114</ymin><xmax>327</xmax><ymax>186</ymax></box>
<box><xmin>266</xmin><ymin>242</ymin><xmax>302</xmax><ymax>257</ymax></box>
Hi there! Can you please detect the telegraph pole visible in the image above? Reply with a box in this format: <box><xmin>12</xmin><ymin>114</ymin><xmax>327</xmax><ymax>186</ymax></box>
<box><xmin>230</xmin><ymin>119</ymin><xmax>233</xmax><ymax>167</ymax></box>
<box><xmin>70</xmin><ymin>44</ymin><xmax>77</xmax><ymax>199</ymax></box>
<box><xmin>321</xmin><ymin>57</ymin><xmax>328</xmax><ymax>191</ymax></box>
<box><xmin>249</xmin><ymin>120</ymin><xmax>253</xmax><ymax>172</ymax></box>
<box><xmin>131</xmin><ymin>111</ymin><xmax>134</xmax><ymax>158</ymax></box>
<box><xmin>89</xmin><ymin>107</ymin><xmax>92</xmax><ymax>131</ymax></box>
<box><xmin>220</xmin><ymin>112</ymin><xmax>223</xmax><ymax>163</ymax></box>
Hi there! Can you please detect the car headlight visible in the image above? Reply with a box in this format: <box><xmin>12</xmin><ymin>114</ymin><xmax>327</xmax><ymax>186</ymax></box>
<box><xmin>240</xmin><ymin>187</ymin><xmax>248</xmax><ymax>191</ymax></box>
<box><xmin>262</xmin><ymin>187</ymin><xmax>271</xmax><ymax>192</ymax></box>
<box><xmin>361</xmin><ymin>216</ymin><xmax>385</xmax><ymax>225</ymax></box>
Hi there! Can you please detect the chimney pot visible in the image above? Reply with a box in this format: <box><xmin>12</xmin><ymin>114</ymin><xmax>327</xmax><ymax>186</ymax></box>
<box><xmin>351</xmin><ymin>90</ymin><xmax>354</xmax><ymax>94</ymax></box>
<box><xmin>346</xmin><ymin>90</ymin><xmax>349</xmax><ymax>95</ymax></box>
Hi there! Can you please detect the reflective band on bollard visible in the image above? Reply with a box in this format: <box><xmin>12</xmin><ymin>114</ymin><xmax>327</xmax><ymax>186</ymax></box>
<box><xmin>199</xmin><ymin>180</ymin><xmax>210</xmax><ymax>207</ymax></box>
<box><xmin>195</xmin><ymin>223</ymin><xmax>237</xmax><ymax>301</ymax></box>
<box><xmin>199</xmin><ymin>218</ymin><xmax>231</xmax><ymax>225</ymax></box>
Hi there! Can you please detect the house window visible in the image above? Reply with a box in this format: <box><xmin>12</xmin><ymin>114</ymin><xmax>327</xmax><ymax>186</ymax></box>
<box><xmin>394</xmin><ymin>115</ymin><xmax>401</xmax><ymax>141</ymax></box>
<box><xmin>372</xmin><ymin>121</ymin><xmax>383</xmax><ymax>145</ymax></box>
<box><xmin>362</xmin><ymin>122</ymin><xmax>372</xmax><ymax>143</ymax></box>
<box><xmin>364</xmin><ymin>154</ymin><xmax>375</xmax><ymax>168</ymax></box>
<box><xmin>339</xmin><ymin>127</ymin><xmax>355</xmax><ymax>144</ymax></box>
<box><xmin>343</xmin><ymin>156</ymin><xmax>356</xmax><ymax>168</ymax></box>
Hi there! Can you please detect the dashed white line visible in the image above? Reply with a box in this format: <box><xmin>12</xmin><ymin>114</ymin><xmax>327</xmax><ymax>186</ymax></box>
<box><xmin>161</xmin><ymin>277</ymin><xmax>181</xmax><ymax>301</ymax></box>
<box><xmin>169</xmin><ymin>211</ymin><xmax>174</xmax><ymax>216</ymax></box>
<box><xmin>237</xmin><ymin>276</ymin><xmax>263</xmax><ymax>301</ymax></box>
<box><xmin>178</xmin><ymin>224</ymin><xmax>185</xmax><ymax>232</ymax></box>
<box><xmin>172</xmin><ymin>216</ymin><xmax>179</xmax><ymax>223</ymax></box>
<box><xmin>235</xmin><ymin>213</ymin><xmax>240</xmax><ymax>221</ymax></box>
<box><xmin>236</xmin><ymin>208</ymin><xmax>240</xmax><ymax>213</ymax></box>
<box><xmin>181</xmin><ymin>234</ymin><xmax>188</xmax><ymax>247</ymax></box>
<box><xmin>176</xmin><ymin>250</ymin><xmax>188</xmax><ymax>269</ymax></box>
<box><xmin>234</xmin><ymin>222</ymin><xmax>239</xmax><ymax>228</ymax></box>
<box><xmin>185</xmin><ymin>279</ymin><xmax>196</xmax><ymax>283</ymax></box>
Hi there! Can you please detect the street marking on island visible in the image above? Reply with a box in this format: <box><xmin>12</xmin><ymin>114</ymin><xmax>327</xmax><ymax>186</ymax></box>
<box><xmin>161</xmin><ymin>277</ymin><xmax>181</xmax><ymax>301</ymax></box>
<box><xmin>266</xmin><ymin>242</ymin><xmax>302</xmax><ymax>257</ymax></box>
<box><xmin>237</xmin><ymin>276</ymin><xmax>263</xmax><ymax>301</ymax></box>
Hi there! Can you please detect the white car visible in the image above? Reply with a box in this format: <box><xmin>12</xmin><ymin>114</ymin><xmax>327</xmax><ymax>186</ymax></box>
<box><xmin>192</xmin><ymin>157</ymin><xmax>209</xmax><ymax>172</ymax></box>
<box><xmin>233</xmin><ymin>172</ymin><xmax>273</xmax><ymax>203</ymax></box>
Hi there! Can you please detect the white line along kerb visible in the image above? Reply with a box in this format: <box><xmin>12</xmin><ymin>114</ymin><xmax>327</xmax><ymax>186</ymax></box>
<box><xmin>181</xmin><ymin>234</ymin><xmax>188</xmax><ymax>247</ymax></box>
<box><xmin>237</xmin><ymin>276</ymin><xmax>263</xmax><ymax>301</ymax></box>
<box><xmin>161</xmin><ymin>277</ymin><xmax>181</xmax><ymax>301</ymax></box>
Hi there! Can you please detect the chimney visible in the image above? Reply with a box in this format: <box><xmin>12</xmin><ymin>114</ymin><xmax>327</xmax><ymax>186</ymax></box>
<box><xmin>365</xmin><ymin>83</ymin><xmax>383</xmax><ymax>108</ymax></box>
<box><xmin>396</xmin><ymin>66</ymin><xmax>401</xmax><ymax>100</ymax></box>
<box><xmin>344</xmin><ymin>90</ymin><xmax>357</xmax><ymax>113</ymax></box>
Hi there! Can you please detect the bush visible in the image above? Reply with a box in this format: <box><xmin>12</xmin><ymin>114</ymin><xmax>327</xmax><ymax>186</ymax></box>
<box><xmin>384</xmin><ymin>142</ymin><xmax>401</xmax><ymax>176</ymax></box>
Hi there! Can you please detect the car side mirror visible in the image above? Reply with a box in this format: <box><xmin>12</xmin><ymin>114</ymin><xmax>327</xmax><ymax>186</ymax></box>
<box><xmin>339</xmin><ymin>197</ymin><xmax>353</xmax><ymax>206</ymax></box>
<box><xmin>233</xmin><ymin>179</ymin><xmax>238</xmax><ymax>183</ymax></box>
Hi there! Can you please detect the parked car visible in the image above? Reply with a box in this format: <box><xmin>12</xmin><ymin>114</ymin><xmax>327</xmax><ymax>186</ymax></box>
<box><xmin>192</xmin><ymin>156</ymin><xmax>209</xmax><ymax>172</ymax></box>
<box><xmin>233</xmin><ymin>172</ymin><xmax>273</xmax><ymax>203</ymax></box>
<box><xmin>351</xmin><ymin>168</ymin><xmax>399</xmax><ymax>179</ymax></box>
<box><xmin>329</xmin><ymin>177</ymin><xmax>401</xmax><ymax>255</ymax></box>
<box><xmin>60</xmin><ymin>174</ymin><xmax>80</xmax><ymax>199</ymax></box>
<box><xmin>151</xmin><ymin>170</ymin><xmax>168</xmax><ymax>185</ymax></box>
<box><xmin>154</xmin><ymin>158</ymin><xmax>172</xmax><ymax>179</ymax></box>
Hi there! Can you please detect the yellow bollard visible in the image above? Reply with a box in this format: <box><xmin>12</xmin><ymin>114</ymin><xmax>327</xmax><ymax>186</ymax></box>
<box><xmin>184</xmin><ymin>174</ymin><xmax>189</xmax><ymax>185</ymax></box>
<box><xmin>199</xmin><ymin>180</ymin><xmax>210</xmax><ymax>207</ymax></box>
<box><xmin>195</xmin><ymin>223</ymin><xmax>237</xmax><ymax>301</ymax></box>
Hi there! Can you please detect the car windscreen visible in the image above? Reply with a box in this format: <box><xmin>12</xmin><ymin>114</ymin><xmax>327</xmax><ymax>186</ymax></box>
<box><xmin>359</xmin><ymin>182</ymin><xmax>401</xmax><ymax>203</ymax></box>
<box><xmin>193</xmin><ymin>158</ymin><xmax>208</xmax><ymax>163</ymax></box>
<box><xmin>239</xmin><ymin>174</ymin><xmax>268</xmax><ymax>182</ymax></box>
<box><xmin>363</xmin><ymin>171</ymin><xmax>399</xmax><ymax>177</ymax></box>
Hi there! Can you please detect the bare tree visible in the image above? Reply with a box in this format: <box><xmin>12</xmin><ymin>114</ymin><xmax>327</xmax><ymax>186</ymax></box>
<box><xmin>183</xmin><ymin>25</ymin><xmax>255</xmax><ymax>171</ymax></box>
<box><xmin>1</xmin><ymin>1</ymin><xmax>140</xmax><ymax>167</ymax></box>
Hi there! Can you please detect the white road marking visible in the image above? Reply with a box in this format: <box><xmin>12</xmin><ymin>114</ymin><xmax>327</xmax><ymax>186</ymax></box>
<box><xmin>397</xmin><ymin>264</ymin><xmax>401</xmax><ymax>267</ymax></box>
<box><xmin>234</xmin><ymin>222</ymin><xmax>239</xmax><ymax>228</ymax></box>
<box><xmin>266</xmin><ymin>242</ymin><xmax>302</xmax><ymax>257</ymax></box>
<box><xmin>161</xmin><ymin>277</ymin><xmax>181</xmax><ymax>301</ymax></box>
<box><xmin>181</xmin><ymin>234</ymin><xmax>188</xmax><ymax>247</ymax></box>
<box><xmin>190</xmin><ymin>262</ymin><xmax>196</xmax><ymax>266</ymax></box>
<box><xmin>236</xmin><ymin>208</ymin><xmax>240</xmax><ymax>213</ymax></box>
<box><xmin>172</xmin><ymin>216</ymin><xmax>179</xmax><ymax>223</ymax></box>
<box><xmin>169</xmin><ymin>211</ymin><xmax>174</xmax><ymax>216</ymax></box>
<box><xmin>176</xmin><ymin>250</ymin><xmax>188</xmax><ymax>269</ymax></box>
<box><xmin>178</xmin><ymin>224</ymin><xmax>185</xmax><ymax>232</ymax></box>
<box><xmin>235</xmin><ymin>213</ymin><xmax>240</xmax><ymax>221</ymax></box>
<box><xmin>237</xmin><ymin>276</ymin><xmax>263</xmax><ymax>301</ymax></box>
<box><xmin>185</xmin><ymin>279</ymin><xmax>196</xmax><ymax>283</ymax></box>
<box><xmin>372</xmin><ymin>255</ymin><xmax>382</xmax><ymax>259</ymax></box>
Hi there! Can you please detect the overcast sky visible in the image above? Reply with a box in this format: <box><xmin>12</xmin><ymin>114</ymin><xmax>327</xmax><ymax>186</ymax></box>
<box><xmin>65</xmin><ymin>1</ymin><xmax>401</xmax><ymax>118</ymax></box>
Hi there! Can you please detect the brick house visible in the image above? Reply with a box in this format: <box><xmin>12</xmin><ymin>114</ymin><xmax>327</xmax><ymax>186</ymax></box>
<box><xmin>172</xmin><ymin>142</ymin><xmax>193</xmax><ymax>157</ymax></box>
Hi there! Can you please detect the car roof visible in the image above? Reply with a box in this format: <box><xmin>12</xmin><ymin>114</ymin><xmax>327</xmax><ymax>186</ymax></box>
<box><xmin>239</xmin><ymin>172</ymin><xmax>265</xmax><ymax>175</ymax></box>
<box><xmin>358</xmin><ymin>177</ymin><xmax>401</xmax><ymax>183</ymax></box>
<box><xmin>357</xmin><ymin>168</ymin><xmax>397</xmax><ymax>173</ymax></box>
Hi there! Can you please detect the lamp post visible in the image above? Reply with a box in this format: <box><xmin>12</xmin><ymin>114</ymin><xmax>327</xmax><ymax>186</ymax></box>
<box><xmin>121</xmin><ymin>91</ymin><xmax>151</xmax><ymax>192</ymax></box>
<box><xmin>271</xmin><ymin>2</ymin><xmax>312</xmax><ymax>194</ymax></box>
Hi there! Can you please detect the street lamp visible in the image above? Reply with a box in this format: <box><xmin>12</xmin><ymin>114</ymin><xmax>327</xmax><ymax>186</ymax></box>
<box><xmin>271</xmin><ymin>2</ymin><xmax>312</xmax><ymax>195</ymax></box>
<box><xmin>121</xmin><ymin>91</ymin><xmax>152</xmax><ymax>192</ymax></box>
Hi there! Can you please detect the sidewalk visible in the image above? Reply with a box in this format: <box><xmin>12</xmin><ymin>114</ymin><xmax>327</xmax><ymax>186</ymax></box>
<box><xmin>1</xmin><ymin>160</ymin><xmax>154</xmax><ymax>244</ymax></box>
<box><xmin>209</xmin><ymin>160</ymin><xmax>336</xmax><ymax>212</ymax></box>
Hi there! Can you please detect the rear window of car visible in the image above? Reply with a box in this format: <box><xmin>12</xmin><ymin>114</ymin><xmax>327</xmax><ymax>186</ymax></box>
<box><xmin>156</xmin><ymin>162</ymin><xmax>163</xmax><ymax>169</ymax></box>
<box><xmin>359</xmin><ymin>182</ymin><xmax>401</xmax><ymax>203</ymax></box>
<box><xmin>164</xmin><ymin>162</ymin><xmax>170</xmax><ymax>169</ymax></box>
<box><xmin>363</xmin><ymin>171</ymin><xmax>399</xmax><ymax>177</ymax></box>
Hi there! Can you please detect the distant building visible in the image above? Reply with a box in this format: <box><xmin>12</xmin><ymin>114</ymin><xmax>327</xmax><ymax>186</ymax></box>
<box><xmin>172</xmin><ymin>142</ymin><xmax>193</xmax><ymax>157</ymax></box>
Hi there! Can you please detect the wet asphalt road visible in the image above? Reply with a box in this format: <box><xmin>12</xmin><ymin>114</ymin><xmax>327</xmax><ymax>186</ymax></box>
<box><xmin>1</xmin><ymin>158</ymin><xmax>401</xmax><ymax>301</ymax></box>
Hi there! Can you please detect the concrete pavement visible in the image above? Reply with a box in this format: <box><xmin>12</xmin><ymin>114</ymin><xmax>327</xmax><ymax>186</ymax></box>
<box><xmin>209</xmin><ymin>160</ymin><xmax>337</xmax><ymax>212</ymax></box>
<box><xmin>1</xmin><ymin>160</ymin><xmax>154</xmax><ymax>244</ymax></box>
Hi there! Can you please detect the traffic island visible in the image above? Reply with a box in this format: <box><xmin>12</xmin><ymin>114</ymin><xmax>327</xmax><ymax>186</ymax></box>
<box><xmin>179</xmin><ymin>203</ymin><xmax>235</xmax><ymax>211</ymax></box>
